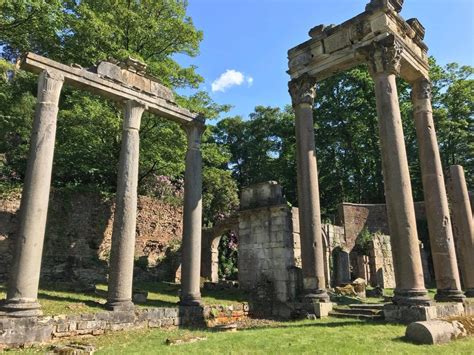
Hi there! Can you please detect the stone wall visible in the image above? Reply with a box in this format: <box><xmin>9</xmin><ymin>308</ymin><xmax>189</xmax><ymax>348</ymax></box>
<box><xmin>0</xmin><ymin>191</ymin><xmax>183</xmax><ymax>284</ymax></box>
<box><xmin>337</xmin><ymin>202</ymin><xmax>426</xmax><ymax>252</ymax></box>
<box><xmin>0</xmin><ymin>303</ymin><xmax>249</xmax><ymax>348</ymax></box>
<box><xmin>238</xmin><ymin>182</ymin><xmax>301</xmax><ymax>304</ymax></box>
<box><xmin>369</xmin><ymin>234</ymin><xmax>396</xmax><ymax>288</ymax></box>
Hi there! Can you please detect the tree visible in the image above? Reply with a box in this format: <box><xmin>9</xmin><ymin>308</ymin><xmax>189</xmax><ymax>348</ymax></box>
<box><xmin>0</xmin><ymin>0</ymin><xmax>238</xmax><ymax>222</ymax></box>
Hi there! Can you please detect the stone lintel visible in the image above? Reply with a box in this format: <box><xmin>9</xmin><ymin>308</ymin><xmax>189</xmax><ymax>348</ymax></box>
<box><xmin>20</xmin><ymin>52</ymin><xmax>198</xmax><ymax>124</ymax></box>
<box><xmin>288</xmin><ymin>4</ymin><xmax>428</xmax><ymax>83</ymax></box>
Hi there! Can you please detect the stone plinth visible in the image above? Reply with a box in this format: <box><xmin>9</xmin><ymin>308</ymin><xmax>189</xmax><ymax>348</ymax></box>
<box><xmin>313</xmin><ymin>302</ymin><xmax>334</xmax><ymax>318</ymax></box>
<box><xmin>383</xmin><ymin>303</ymin><xmax>464</xmax><ymax>323</ymax></box>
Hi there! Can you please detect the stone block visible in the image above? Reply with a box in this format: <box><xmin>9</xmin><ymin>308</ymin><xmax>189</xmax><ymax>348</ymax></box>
<box><xmin>148</xmin><ymin>319</ymin><xmax>162</xmax><ymax>328</ymax></box>
<box><xmin>164</xmin><ymin>308</ymin><xmax>179</xmax><ymax>318</ymax></box>
<box><xmin>55</xmin><ymin>322</ymin><xmax>69</xmax><ymax>333</ymax></box>
<box><xmin>313</xmin><ymin>302</ymin><xmax>333</xmax><ymax>318</ymax></box>
<box><xmin>161</xmin><ymin>318</ymin><xmax>174</xmax><ymax>327</ymax></box>
<box><xmin>112</xmin><ymin>311</ymin><xmax>136</xmax><ymax>324</ymax></box>
<box><xmin>383</xmin><ymin>303</ymin><xmax>464</xmax><ymax>323</ymax></box>
<box><xmin>405</xmin><ymin>320</ymin><xmax>467</xmax><ymax>344</ymax></box>
<box><xmin>463</xmin><ymin>298</ymin><xmax>474</xmax><ymax>315</ymax></box>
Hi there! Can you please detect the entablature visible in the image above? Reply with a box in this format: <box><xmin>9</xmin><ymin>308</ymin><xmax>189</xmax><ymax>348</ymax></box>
<box><xmin>288</xmin><ymin>0</ymin><xmax>429</xmax><ymax>83</ymax></box>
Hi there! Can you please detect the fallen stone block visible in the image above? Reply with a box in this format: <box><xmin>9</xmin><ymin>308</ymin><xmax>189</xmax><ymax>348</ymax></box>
<box><xmin>405</xmin><ymin>320</ymin><xmax>467</xmax><ymax>344</ymax></box>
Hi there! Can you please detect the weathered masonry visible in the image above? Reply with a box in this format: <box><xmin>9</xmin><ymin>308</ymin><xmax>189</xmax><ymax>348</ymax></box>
<box><xmin>0</xmin><ymin>53</ymin><xmax>205</xmax><ymax>317</ymax></box>
<box><xmin>287</xmin><ymin>0</ymin><xmax>467</xmax><ymax>306</ymax></box>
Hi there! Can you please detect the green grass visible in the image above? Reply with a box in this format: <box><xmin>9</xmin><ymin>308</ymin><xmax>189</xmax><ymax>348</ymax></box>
<box><xmin>0</xmin><ymin>282</ymin><xmax>248</xmax><ymax>316</ymax></box>
<box><xmin>9</xmin><ymin>317</ymin><xmax>474</xmax><ymax>354</ymax></box>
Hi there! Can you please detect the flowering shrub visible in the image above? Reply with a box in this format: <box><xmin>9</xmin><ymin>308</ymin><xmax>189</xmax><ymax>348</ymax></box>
<box><xmin>139</xmin><ymin>174</ymin><xmax>184</xmax><ymax>206</ymax></box>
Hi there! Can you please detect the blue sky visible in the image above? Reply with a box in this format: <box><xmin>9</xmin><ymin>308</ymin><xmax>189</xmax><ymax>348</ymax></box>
<box><xmin>176</xmin><ymin>0</ymin><xmax>474</xmax><ymax>121</ymax></box>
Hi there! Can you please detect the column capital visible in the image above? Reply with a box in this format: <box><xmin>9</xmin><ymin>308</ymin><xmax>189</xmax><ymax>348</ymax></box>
<box><xmin>288</xmin><ymin>74</ymin><xmax>317</xmax><ymax>107</ymax></box>
<box><xmin>411</xmin><ymin>77</ymin><xmax>432</xmax><ymax>100</ymax></box>
<box><xmin>41</xmin><ymin>69</ymin><xmax>65</xmax><ymax>83</ymax></box>
<box><xmin>123</xmin><ymin>100</ymin><xmax>146</xmax><ymax>130</ymax></box>
<box><xmin>366</xmin><ymin>37</ymin><xmax>403</xmax><ymax>76</ymax></box>
<box><xmin>183</xmin><ymin>119</ymin><xmax>206</xmax><ymax>150</ymax></box>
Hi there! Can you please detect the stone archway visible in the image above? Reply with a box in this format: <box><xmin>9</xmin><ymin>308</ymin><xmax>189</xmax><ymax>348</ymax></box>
<box><xmin>201</xmin><ymin>217</ymin><xmax>239</xmax><ymax>282</ymax></box>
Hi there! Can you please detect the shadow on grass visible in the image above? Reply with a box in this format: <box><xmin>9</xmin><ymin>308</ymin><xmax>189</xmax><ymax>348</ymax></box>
<box><xmin>37</xmin><ymin>291</ymin><xmax>105</xmax><ymax>311</ymax></box>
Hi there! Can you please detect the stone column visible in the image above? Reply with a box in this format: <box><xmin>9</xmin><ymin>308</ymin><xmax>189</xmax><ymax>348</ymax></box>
<box><xmin>447</xmin><ymin>165</ymin><xmax>474</xmax><ymax>297</ymax></box>
<box><xmin>180</xmin><ymin>120</ymin><xmax>205</xmax><ymax>306</ymax></box>
<box><xmin>412</xmin><ymin>78</ymin><xmax>464</xmax><ymax>302</ymax></box>
<box><xmin>289</xmin><ymin>74</ymin><xmax>329</xmax><ymax>302</ymax></box>
<box><xmin>367</xmin><ymin>40</ymin><xmax>430</xmax><ymax>306</ymax></box>
<box><xmin>1</xmin><ymin>70</ymin><xmax>64</xmax><ymax>317</ymax></box>
<box><xmin>106</xmin><ymin>100</ymin><xmax>145</xmax><ymax>311</ymax></box>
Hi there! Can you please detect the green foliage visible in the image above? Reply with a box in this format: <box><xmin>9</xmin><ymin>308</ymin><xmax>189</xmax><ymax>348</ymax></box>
<box><xmin>213</xmin><ymin>106</ymin><xmax>298</xmax><ymax>203</ymax></box>
<box><xmin>218</xmin><ymin>232</ymin><xmax>238</xmax><ymax>280</ymax></box>
<box><xmin>0</xmin><ymin>0</ymin><xmax>238</xmax><ymax>223</ymax></box>
<box><xmin>355</xmin><ymin>228</ymin><xmax>374</xmax><ymax>256</ymax></box>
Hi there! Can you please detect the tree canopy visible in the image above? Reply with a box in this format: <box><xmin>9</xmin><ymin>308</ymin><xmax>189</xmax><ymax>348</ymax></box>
<box><xmin>0</xmin><ymin>1</ymin><xmax>472</xmax><ymax>224</ymax></box>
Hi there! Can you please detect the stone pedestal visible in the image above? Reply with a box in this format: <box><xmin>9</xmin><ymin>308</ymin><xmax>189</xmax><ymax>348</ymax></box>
<box><xmin>180</xmin><ymin>120</ymin><xmax>205</xmax><ymax>306</ymax></box>
<box><xmin>368</xmin><ymin>41</ymin><xmax>429</xmax><ymax>306</ymax></box>
<box><xmin>384</xmin><ymin>303</ymin><xmax>465</xmax><ymax>324</ymax></box>
<box><xmin>288</xmin><ymin>75</ymin><xmax>329</xmax><ymax>303</ymax></box>
<box><xmin>412</xmin><ymin>78</ymin><xmax>464</xmax><ymax>302</ymax></box>
<box><xmin>1</xmin><ymin>70</ymin><xmax>64</xmax><ymax>317</ymax></box>
<box><xmin>106</xmin><ymin>100</ymin><xmax>144</xmax><ymax>311</ymax></box>
<box><xmin>447</xmin><ymin>165</ymin><xmax>474</xmax><ymax>297</ymax></box>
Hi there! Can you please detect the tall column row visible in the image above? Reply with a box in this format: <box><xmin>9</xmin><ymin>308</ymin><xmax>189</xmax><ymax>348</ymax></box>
<box><xmin>1</xmin><ymin>69</ymin><xmax>205</xmax><ymax>317</ymax></box>
<box><xmin>367</xmin><ymin>41</ymin><xmax>431</xmax><ymax>306</ymax></box>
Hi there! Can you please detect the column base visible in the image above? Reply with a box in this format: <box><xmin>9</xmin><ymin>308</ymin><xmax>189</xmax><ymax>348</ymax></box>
<box><xmin>180</xmin><ymin>293</ymin><xmax>202</xmax><ymax>307</ymax></box>
<box><xmin>105</xmin><ymin>299</ymin><xmax>135</xmax><ymax>312</ymax></box>
<box><xmin>303</xmin><ymin>289</ymin><xmax>330</xmax><ymax>303</ymax></box>
<box><xmin>0</xmin><ymin>299</ymin><xmax>43</xmax><ymax>318</ymax></box>
<box><xmin>393</xmin><ymin>289</ymin><xmax>432</xmax><ymax>306</ymax></box>
<box><xmin>434</xmin><ymin>289</ymin><xmax>466</xmax><ymax>303</ymax></box>
<box><xmin>464</xmin><ymin>289</ymin><xmax>474</xmax><ymax>298</ymax></box>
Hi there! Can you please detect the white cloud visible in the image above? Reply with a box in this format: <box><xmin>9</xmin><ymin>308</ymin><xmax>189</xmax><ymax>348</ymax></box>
<box><xmin>211</xmin><ymin>69</ymin><xmax>253</xmax><ymax>92</ymax></box>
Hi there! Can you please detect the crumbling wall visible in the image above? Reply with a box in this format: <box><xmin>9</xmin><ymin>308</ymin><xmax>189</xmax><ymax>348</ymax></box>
<box><xmin>369</xmin><ymin>234</ymin><xmax>396</xmax><ymax>288</ymax></box>
<box><xmin>0</xmin><ymin>191</ymin><xmax>183</xmax><ymax>284</ymax></box>
<box><xmin>238</xmin><ymin>182</ymin><xmax>301</xmax><ymax>303</ymax></box>
<box><xmin>337</xmin><ymin>202</ymin><xmax>427</xmax><ymax>251</ymax></box>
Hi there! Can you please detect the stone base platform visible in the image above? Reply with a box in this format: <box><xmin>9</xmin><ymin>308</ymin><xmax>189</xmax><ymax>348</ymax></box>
<box><xmin>463</xmin><ymin>298</ymin><xmax>474</xmax><ymax>316</ymax></box>
<box><xmin>274</xmin><ymin>301</ymin><xmax>333</xmax><ymax>319</ymax></box>
<box><xmin>0</xmin><ymin>303</ymin><xmax>249</xmax><ymax>349</ymax></box>
<box><xmin>384</xmin><ymin>302</ymin><xmax>465</xmax><ymax>323</ymax></box>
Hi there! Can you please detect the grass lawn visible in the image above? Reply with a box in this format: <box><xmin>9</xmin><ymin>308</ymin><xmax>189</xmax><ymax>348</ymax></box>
<box><xmin>0</xmin><ymin>281</ymin><xmax>248</xmax><ymax>316</ymax></box>
<box><xmin>7</xmin><ymin>317</ymin><xmax>474</xmax><ymax>354</ymax></box>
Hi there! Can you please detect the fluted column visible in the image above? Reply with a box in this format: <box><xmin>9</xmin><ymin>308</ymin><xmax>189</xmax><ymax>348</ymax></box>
<box><xmin>2</xmin><ymin>70</ymin><xmax>64</xmax><ymax>317</ymax></box>
<box><xmin>367</xmin><ymin>39</ymin><xmax>430</xmax><ymax>306</ymax></box>
<box><xmin>106</xmin><ymin>100</ymin><xmax>145</xmax><ymax>311</ymax></box>
<box><xmin>289</xmin><ymin>74</ymin><xmax>329</xmax><ymax>302</ymax></box>
<box><xmin>447</xmin><ymin>165</ymin><xmax>474</xmax><ymax>297</ymax></box>
<box><xmin>412</xmin><ymin>78</ymin><xmax>464</xmax><ymax>302</ymax></box>
<box><xmin>180</xmin><ymin>119</ymin><xmax>205</xmax><ymax>306</ymax></box>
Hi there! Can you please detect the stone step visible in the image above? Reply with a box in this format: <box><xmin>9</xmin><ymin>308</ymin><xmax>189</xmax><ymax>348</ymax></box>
<box><xmin>348</xmin><ymin>303</ymin><xmax>385</xmax><ymax>310</ymax></box>
<box><xmin>328</xmin><ymin>311</ymin><xmax>384</xmax><ymax>320</ymax></box>
<box><xmin>332</xmin><ymin>307</ymin><xmax>382</xmax><ymax>316</ymax></box>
